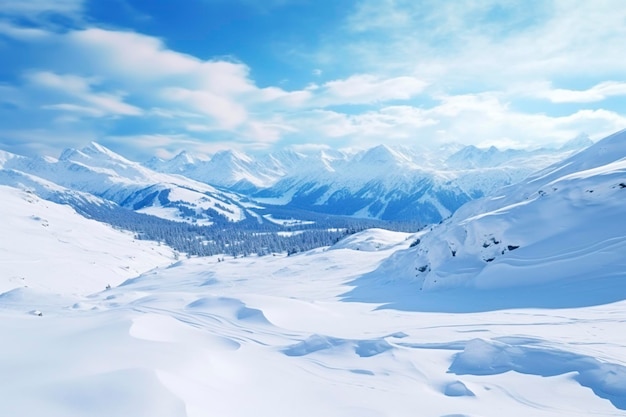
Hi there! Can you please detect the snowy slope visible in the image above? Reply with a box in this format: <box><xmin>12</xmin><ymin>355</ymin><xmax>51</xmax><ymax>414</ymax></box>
<box><xmin>1</xmin><ymin>227</ymin><xmax>625</xmax><ymax>416</ymax></box>
<box><xmin>347</xmin><ymin>129</ymin><xmax>626</xmax><ymax>311</ymax></box>
<box><xmin>2</xmin><ymin>132</ymin><xmax>625</xmax><ymax>416</ymax></box>
<box><xmin>0</xmin><ymin>185</ymin><xmax>175</xmax><ymax>295</ymax></box>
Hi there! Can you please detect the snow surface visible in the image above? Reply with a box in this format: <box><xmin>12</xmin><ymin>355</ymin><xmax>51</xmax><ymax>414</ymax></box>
<box><xmin>0</xmin><ymin>185</ymin><xmax>175</xmax><ymax>295</ymax></box>
<box><xmin>262</xmin><ymin>214</ymin><xmax>315</xmax><ymax>226</ymax></box>
<box><xmin>1</xmin><ymin>222</ymin><xmax>625</xmax><ymax>416</ymax></box>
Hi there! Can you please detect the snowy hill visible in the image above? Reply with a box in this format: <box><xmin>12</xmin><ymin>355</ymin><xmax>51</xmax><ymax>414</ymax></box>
<box><xmin>0</xmin><ymin>185</ymin><xmax>175</xmax><ymax>295</ymax></box>
<box><xmin>346</xmin><ymin>129</ymin><xmax>626</xmax><ymax>311</ymax></box>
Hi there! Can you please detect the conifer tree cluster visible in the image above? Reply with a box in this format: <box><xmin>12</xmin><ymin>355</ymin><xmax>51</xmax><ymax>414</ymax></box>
<box><xmin>70</xmin><ymin>198</ymin><xmax>419</xmax><ymax>257</ymax></box>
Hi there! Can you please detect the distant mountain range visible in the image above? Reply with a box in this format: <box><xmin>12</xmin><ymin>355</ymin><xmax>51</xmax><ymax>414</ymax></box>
<box><xmin>146</xmin><ymin>136</ymin><xmax>593</xmax><ymax>222</ymax></box>
<box><xmin>0</xmin><ymin>135</ymin><xmax>592</xmax><ymax>226</ymax></box>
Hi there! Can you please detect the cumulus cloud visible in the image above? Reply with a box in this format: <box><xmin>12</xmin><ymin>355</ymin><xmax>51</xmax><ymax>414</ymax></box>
<box><xmin>285</xmin><ymin>92</ymin><xmax>626</xmax><ymax>150</ymax></box>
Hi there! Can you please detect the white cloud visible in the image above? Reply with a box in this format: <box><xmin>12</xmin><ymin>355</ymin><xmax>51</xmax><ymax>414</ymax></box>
<box><xmin>162</xmin><ymin>87</ymin><xmax>247</xmax><ymax>129</ymax></box>
<box><xmin>292</xmin><ymin>105</ymin><xmax>437</xmax><ymax>142</ymax></box>
<box><xmin>346</xmin><ymin>0</ymin><xmax>411</xmax><ymax>32</ymax></box>
<box><xmin>421</xmin><ymin>94</ymin><xmax>626</xmax><ymax>148</ymax></box>
<box><xmin>2</xmin><ymin>1</ymin><xmax>626</xmax><ymax>158</ymax></box>
<box><xmin>316</xmin><ymin>74</ymin><xmax>427</xmax><ymax>105</ymax></box>
<box><xmin>243</xmin><ymin>118</ymin><xmax>297</xmax><ymax>144</ymax></box>
<box><xmin>535</xmin><ymin>81</ymin><xmax>626</xmax><ymax>103</ymax></box>
<box><xmin>26</xmin><ymin>71</ymin><xmax>142</xmax><ymax>117</ymax></box>
<box><xmin>286</xmin><ymin>92</ymin><xmax>626</xmax><ymax>150</ymax></box>
<box><xmin>332</xmin><ymin>0</ymin><xmax>626</xmax><ymax>89</ymax></box>
<box><xmin>66</xmin><ymin>29</ymin><xmax>201</xmax><ymax>81</ymax></box>
<box><xmin>253</xmin><ymin>86</ymin><xmax>312</xmax><ymax>107</ymax></box>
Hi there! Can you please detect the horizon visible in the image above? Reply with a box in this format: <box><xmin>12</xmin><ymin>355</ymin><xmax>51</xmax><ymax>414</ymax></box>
<box><xmin>1</xmin><ymin>1</ymin><xmax>626</xmax><ymax>160</ymax></box>
<box><xmin>0</xmin><ymin>131</ymin><xmax>597</xmax><ymax>163</ymax></box>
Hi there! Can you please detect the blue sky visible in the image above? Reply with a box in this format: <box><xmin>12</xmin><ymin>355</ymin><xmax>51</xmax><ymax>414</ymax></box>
<box><xmin>1</xmin><ymin>0</ymin><xmax>626</xmax><ymax>160</ymax></box>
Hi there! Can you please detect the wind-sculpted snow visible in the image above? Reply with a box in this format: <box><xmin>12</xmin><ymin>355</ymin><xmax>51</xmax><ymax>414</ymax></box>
<box><xmin>186</xmin><ymin>296</ymin><xmax>271</xmax><ymax>324</ymax></box>
<box><xmin>282</xmin><ymin>334</ymin><xmax>394</xmax><ymax>357</ymax></box>
<box><xmin>448</xmin><ymin>338</ymin><xmax>626</xmax><ymax>409</ymax></box>
<box><xmin>1</xmin><ymin>225</ymin><xmax>625</xmax><ymax>416</ymax></box>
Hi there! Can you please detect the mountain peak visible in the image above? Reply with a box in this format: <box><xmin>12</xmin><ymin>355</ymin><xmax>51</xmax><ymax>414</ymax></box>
<box><xmin>86</xmin><ymin>141</ymin><xmax>112</xmax><ymax>154</ymax></box>
<box><xmin>210</xmin><ymin>149</ymin><xmax>253</xmax><ymax>164</ymax></box>
<box><xmin>0</xmin><ymin>149</ymin><xmax>20</xmax><ymax>167</ymax></box>
<box><xmin>59</xmin><ymin>142</ymin><xmax>130</xmax><ymax>164</ymax></box>
<box><xmin>171</xmin><ymin>150</ymin><xmax>196</xmax><ymax>165</ymax></box>
<box><xmin>360</xmin><ymin>144</ymin><xmax>407</xmax><ymax>165</ymax></box>
<box><xmin>559</xmin><ymin>133</ymin><xmax>594</xmax><ymax>151</ymax></box>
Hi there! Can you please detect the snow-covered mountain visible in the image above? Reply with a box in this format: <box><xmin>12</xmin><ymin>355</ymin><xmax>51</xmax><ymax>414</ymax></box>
<box><xmin>347</xmin><ymin>129</ymin><xmax>626</xmax><ymax>311</ymax></box>
<box><xmin>0</xmin><ymin>136</ymin><xmax>593</xmax><ymax>228</ymax></box>
<box><xmin>253</xmin><ymin>142</ymin><xmax>590</xmax><ymax>222</ymax></box>
<box><xmin>145</xmin><ymin>139</ymin><xmax>591</xmax><ymax>223</ymax></box>
<box><xmin>0</xmin><ymin>143</ymin><xmax>255</xmax><ymax>225</ymax></box>
<box><xmin>145</xmin><ymin>148</ymin><xmax>294</xmax><ymax>191</ymax></box>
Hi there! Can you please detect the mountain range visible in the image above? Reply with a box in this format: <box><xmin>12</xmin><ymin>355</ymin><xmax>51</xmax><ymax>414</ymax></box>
<box><xmin>148</xmin><ymin>137</ymin><xmax>592</xmax><ymax>222</ymax></box>
<box><xmin>0</xmin><ymin>137</ymin><xmax>592</xmax><ymax>227</ymax></box>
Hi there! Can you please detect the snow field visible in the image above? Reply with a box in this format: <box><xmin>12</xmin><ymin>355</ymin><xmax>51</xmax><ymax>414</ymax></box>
<box><xmin>1</xmin><ymin>228</ymin><xmax>624</xmax><ymax>416</ymax></box>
